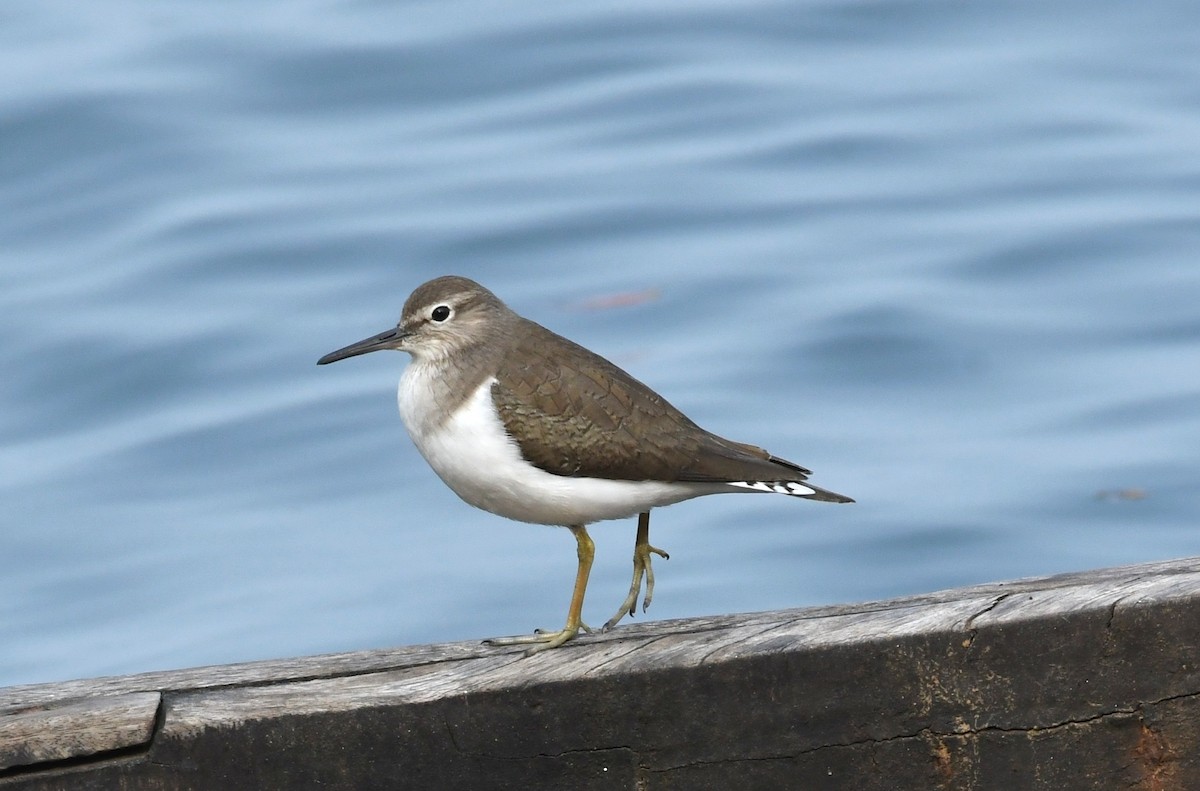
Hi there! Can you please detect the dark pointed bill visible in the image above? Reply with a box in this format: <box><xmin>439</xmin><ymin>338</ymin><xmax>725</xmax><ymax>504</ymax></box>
<box><xmin>317</xmin><ymin>327</ymin><xmax>407</xmax><ymax>365</ymax></box>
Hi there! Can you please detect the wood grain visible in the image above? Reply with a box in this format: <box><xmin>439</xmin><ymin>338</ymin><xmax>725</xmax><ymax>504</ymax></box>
<box><xmin>0</xmin><ymin>692</ymin><xmax>159</xmax><ymax>771</ymax></box>
<box><xmin>2</xmin><ymin>556</ymin><xmax>1198</xmax><ymax>789</ymax></box>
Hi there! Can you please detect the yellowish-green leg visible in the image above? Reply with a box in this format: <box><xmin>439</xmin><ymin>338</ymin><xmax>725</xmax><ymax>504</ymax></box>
<box><xmin>484</xmin><ymin>524</ymin><xmax>595</xmax><ymax>655</ymax></box>
<box><xmin>602</xmin><ymin>511</ymin><xmax>669</xmax><ymax>631</ymax></box>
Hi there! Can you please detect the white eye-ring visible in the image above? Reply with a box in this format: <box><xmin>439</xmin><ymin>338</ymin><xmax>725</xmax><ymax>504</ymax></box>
<box><xmin>430</xmin><ymin>304</ymin><xmax>452</xmax><ymax>322</ymax></box>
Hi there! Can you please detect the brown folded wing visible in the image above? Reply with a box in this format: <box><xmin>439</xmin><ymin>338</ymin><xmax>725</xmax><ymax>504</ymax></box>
<box><xmin>491</xmin><ymin>320</ymin><xmax>845</xmax><ymax>500</ymax></box>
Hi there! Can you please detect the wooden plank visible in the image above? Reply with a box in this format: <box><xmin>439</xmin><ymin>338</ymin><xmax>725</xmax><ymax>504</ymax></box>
<box><xmin>1</xmin><ymin>556</ymin><xmax>1199</xmax><ymax>789</ymax></box>
<box><xmin>0</xmin><ymin>692</ymin><xmax>160</xmax><ymax>771</ymax></box>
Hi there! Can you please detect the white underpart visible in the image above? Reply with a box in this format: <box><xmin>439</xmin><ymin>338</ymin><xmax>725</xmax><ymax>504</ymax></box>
<box><xmin>399</xmin><ymin>373</ymin><xmax>730</xmax><ymax>526</ymax></box>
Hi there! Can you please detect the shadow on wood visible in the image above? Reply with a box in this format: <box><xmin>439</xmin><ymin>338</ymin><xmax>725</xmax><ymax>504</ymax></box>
<box><xmin>3</xmin><ymin>556</ymin><xmax>1199</xmax><ymax>789</ymax></box>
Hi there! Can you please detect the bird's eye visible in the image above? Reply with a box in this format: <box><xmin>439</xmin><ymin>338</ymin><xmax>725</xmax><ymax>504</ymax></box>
<box><xmin>431</xmin><ymin>305</ymin><xmax>451</xmax><ymax>322</ymax></box>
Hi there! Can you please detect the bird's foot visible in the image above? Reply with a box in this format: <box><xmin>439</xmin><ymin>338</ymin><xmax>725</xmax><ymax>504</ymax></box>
<box><xmin>484</xmin><ymin>621</ymin><xmax>592</xmax><ymax>655</ymax></box>
<box><xmin>602</xmin><ymin>541</ymin><xmax>669</xmax><ymax>631</ymax></box>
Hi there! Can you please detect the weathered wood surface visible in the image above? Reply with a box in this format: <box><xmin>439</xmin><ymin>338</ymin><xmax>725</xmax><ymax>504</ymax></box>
<box><xmin>2</xmin><ymin>556</ymin><xmax>1199</xmax><ymax>790</ymax></box>
<box><xmin>0</xmin><ymin>692</ymin><xmax>160</xmax><ymax>771</ymax></box>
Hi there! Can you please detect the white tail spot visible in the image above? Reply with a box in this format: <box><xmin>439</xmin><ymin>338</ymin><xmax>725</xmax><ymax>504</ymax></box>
<box><xmin>729</xmin><ymin>481</ymin><xmax>816</xmax><ymax>496</ymax></box>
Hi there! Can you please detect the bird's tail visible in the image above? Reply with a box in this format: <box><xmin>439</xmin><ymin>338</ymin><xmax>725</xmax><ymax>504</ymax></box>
<box><xmin>727</xmin><ymin>480</ymin><xmax>854</xmax><ymax>503</ymax></box>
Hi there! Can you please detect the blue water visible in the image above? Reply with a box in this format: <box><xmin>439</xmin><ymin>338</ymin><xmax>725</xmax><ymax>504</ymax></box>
<box><xmin>3</xmin><ymin>0</ymin><xmax>1198</xmax><ymax>688</ymax></box>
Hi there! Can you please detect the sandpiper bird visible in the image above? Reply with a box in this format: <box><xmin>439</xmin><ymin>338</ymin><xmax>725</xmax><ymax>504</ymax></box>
<box><xmin>318</xmin><ymin>276</ymin><xmax>852</xmax><ymax>653</ymax></box>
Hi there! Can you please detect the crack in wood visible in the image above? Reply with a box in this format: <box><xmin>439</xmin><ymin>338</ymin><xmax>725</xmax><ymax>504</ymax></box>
<box><xmin>962</xmin><ymin>592</ymin><xmax>1012</xmax><ymax>652</ymax></box>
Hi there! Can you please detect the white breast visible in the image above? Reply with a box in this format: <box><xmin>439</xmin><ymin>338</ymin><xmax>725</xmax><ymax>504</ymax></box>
<box><xmin>397</xmin><ymin>367</ymin><xmax>717</xmax><ymax>526</ymax></box>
